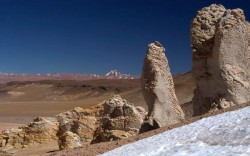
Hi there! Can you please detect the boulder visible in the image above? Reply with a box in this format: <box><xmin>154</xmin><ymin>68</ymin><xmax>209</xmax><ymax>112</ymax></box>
<box><xmin>141</xmin><ymin>41</ymin><xmax>184</xmax><ymax>127</ymax></box>
<box><xmin>23</xmin><ymin>117</ymin><xmax>59</xmax><ymax>144</ymax></box>
<box><xmin>58</xmin><ymin>131</ymin><xmax>82</xmax><ymax>150</ymax></box>
<box><xmin>0</xmin><ymin>128</ymin><xmax>24</xmax><ymax>147</ymax></box>
<box><xmin>103</xmin><ymin>95</ymin><xmax>124</xmax><ymax>117</ymax></box>
<box><xmin>191</xmin><ymin>4</ymin><xmax>250</xmax><ymax>115</ymax></box>
<box><xmin>72</xmin><ymin>116</ymin><xmax>98</xmax><ymax>144</ymax></box>
<box><xmin>99</xmin><ymin>95</ymin><xmax>147</xmax><ymax>141</ymax></box>
<box><xmin>56</xmin><ymin>109</ymin><xmax>99</xmax><ymax>149</ymax></box>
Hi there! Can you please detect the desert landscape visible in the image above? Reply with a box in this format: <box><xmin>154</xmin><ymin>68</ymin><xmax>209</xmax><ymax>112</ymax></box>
<box><xmin>1</xmin><ymin>1</ymin><xmax>250</xmax><ymax>156</ymax></box>
<box><xmin>0</xmin><ymin>71</ymin><xmax>195</xmax><ymax>155</ymax></box>
<box><xmin>0</xmin><ymin>71</ymin><xmax>194</xmax><ymax>131</ymax></box>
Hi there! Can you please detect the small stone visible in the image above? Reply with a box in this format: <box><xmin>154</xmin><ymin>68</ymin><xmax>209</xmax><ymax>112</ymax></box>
<box><xmin>22</xmin><ymin>145</ymin><xmax>28</xmax><ymax>149</ymax></box>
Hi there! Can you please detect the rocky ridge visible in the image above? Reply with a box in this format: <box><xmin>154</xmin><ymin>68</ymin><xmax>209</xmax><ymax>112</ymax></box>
<box><xmin>0</xmin><ymin>70</ymin><xmax>138</xmax><ymax>84</ymax></box>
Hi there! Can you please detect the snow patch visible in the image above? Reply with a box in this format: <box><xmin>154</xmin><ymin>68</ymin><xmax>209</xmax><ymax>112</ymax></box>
<box><xmin>101</xmin><ymin>106</ymin><xmax>250</xmax><ymax>156</ymax></box>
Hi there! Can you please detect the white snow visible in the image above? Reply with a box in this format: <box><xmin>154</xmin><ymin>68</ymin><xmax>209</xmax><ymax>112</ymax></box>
<box><xmin>101</xmin><ymin>106</ymin><xmax>250</xmax><ymax>156</ymax></box>
<box><xmin>106</xmin><ymin>70</ymin><xmax>120</xmax><ymax>76</ymax></box>
<box><xmin>105</xmin><ymin>70</ymin><xmax>133</xmax><ymax>79</ymax></box>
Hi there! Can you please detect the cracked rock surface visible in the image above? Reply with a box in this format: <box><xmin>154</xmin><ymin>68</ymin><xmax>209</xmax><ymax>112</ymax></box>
<box><xmin>191</xmin><ymin>4</ymin><xmax>250</xmax><ymax>116</ymax></box>
<box><xmin>141</xmin><ymin>41</ymin><xmax>184</xmax><ymax>128</ymax></box>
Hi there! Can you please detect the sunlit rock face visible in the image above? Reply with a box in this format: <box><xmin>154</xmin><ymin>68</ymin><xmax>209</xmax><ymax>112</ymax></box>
<box><xmin>191</xmin><ymin>4</ymin><xmax>250</xmax><ymax>116</ymax></box>
<box><xmin>247</xmin><ymin>22</ymin><xmax>250</xmax><ymax>54</ymax></box>
<box><xmin>99</xmin><ymin>95</ymin><xmax>147</xmax><ymax>141</ymax></box>
<box><xmin>141</xmin><ymin>41</ymin><xmax>184</xmax><ymax>128</ymax></box>
<box><xmin>0</xmin><ymin>95</ymin><xmax>147</xmax><ymax>153</ymax></box>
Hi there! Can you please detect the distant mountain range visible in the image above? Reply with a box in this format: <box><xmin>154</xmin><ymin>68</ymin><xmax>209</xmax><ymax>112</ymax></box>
<box><xmin>0</xmin><ymin>70</ymin><xmax>139</xmax><ymax>84</ymax></box>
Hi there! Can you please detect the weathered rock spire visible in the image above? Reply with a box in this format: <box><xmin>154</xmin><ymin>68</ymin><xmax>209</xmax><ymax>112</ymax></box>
<box><xmin>141</xmin><ymin>41</ymin><xmax>184</xmax><ymax>128</ymax></box>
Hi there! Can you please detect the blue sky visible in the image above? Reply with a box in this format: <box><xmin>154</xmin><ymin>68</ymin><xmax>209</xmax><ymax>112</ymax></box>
<box><xmin>0</xmin><ymin>0</ymin><xmax>249</xmax><ymax>75</ymax></box>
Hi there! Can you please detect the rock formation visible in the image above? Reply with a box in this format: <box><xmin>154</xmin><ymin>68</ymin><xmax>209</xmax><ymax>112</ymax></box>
<box><xmin>0</xmin><ymin>95</ymin><xmax>147</xmax><ymax>153</ymax></box>
<box><xmin>191</xmin><ymin>4</ymin><xmax>250</xmax><ymax>115</ymax></box>
<box><xmin>100</xmin><ymin>95</ymin><xmax>147</xmax><ymax>141</ymax></box>
<box><xmin>141</xmin><ymin>41</ymin><xmax>185</xmax><ymax>128</ymax></box>
<box><xmin>0</xmin><ymin>117</ymin><xmax>59</xmax><ymax>151</ymax></box>
<box><xmin>58</xmin><ymin>131</ymin><xmax>82</xmax><ymax>150</ymax></box>
<box><xmin>248</xmin><ymin>22</ymin><xmax>250</xmax><ymax>54</ymax></box>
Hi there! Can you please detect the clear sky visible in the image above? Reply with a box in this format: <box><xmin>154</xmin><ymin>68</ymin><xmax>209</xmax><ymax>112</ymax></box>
<box><xmin>0</xmin><ymin>0</ymin><xmax>249</xmax><ymax>75</ymax></box>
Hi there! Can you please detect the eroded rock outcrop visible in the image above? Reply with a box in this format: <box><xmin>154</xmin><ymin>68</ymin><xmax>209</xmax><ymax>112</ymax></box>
<box><xmin>57</xmin><ymin>115</ymin><xmax>98</xmax><ymax>147</ymax></box>
<box><xmin>0</xmin><ymin>95</ymin><xmax>147</xmax><ymax>153</ymax></box>
<box><xmin>100</xmin><ymin>95</ymin><xmax>146</xmax><ymax>141</ymax></box>
<box><xmin>191</xmin><ymin>4</ymin><xmax>250</xmax><ymax>115</ymax></box>
<box><xmin>141</xmin><ymin>41</ymin><xmax>184</xmax><ymax>128</ymax></box>
<box><xmin>58</xmin><ymin>131</ymin><xmax>82</xmax><ymax>150</ymax></box>
<box><xmin>248</xmin><ymin>22</ymin><xmax>250</xmax><ymax>54</ymax></box>
<box><xmin>0</xmin><ymin>117</ymin><xmax>59</xmax><ymax>151</ymax></box>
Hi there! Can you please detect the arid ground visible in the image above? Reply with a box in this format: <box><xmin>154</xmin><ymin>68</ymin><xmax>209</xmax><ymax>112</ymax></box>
<box><xmin>0</xmin><ymin>72</ymin><xmax>194</xmax><ymax>131</ymax></box>
<box><xmin>0</xmin><ymin>72</ymin><xmax>195</xmax><ymax>155</ymax></box>
<box><xmin>1</xmin><ymin>72</ymin><xmax>249</xmax><ymax>156</ymax></box>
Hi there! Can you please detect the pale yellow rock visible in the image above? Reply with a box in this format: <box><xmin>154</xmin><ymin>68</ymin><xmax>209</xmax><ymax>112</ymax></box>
<box><xmin>58</xmin><ymin>131</ymin><xmax>82</xmax><ymax>150</ymax></box>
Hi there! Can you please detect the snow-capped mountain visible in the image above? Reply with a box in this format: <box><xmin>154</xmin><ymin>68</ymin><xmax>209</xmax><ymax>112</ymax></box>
<box><xmin>106</xmin><ymin>70</ymin><xmax>121</xmax><ymax>77</ymax></box>
<box><xmin>105</xmin><ymin>70</ymin><xmax>133</xmax><ymax>79</ymax></box>
<box><xmin>0</xmin><ymin>70</ymin><xmax>139</xmax><ymax>84</ymax></box>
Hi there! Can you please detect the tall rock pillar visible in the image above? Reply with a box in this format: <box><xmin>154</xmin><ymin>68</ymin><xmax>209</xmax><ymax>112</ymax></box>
<box><xmin>141</xmin><ymin>41</ymin><xmax>184</xmax><ymax>128</ymax></box>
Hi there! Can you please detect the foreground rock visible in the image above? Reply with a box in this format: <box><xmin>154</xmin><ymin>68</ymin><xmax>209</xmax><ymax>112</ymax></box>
<box><xmin>191</xmin><ymin>4</ymin><xmax>250</xmax><ymax>115</ymax></box>
<box><xmin>100</xmin><ymin>95</ymin><xmax>147</xmax><ymax>141</ymax></box>
<box><xmin>0</xmin><ymin>95</ymin><xmax>147</xmax><ymax>153</ymax></box>
<box><xmin>141</xmin><ymin>41</ymin><xmax>184</xmax><ymax>128</ymax></box>
<box><xmin>58</xmin><ymin>131</ymin><xmax>82</xmax><ymax>150</ymax></box>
